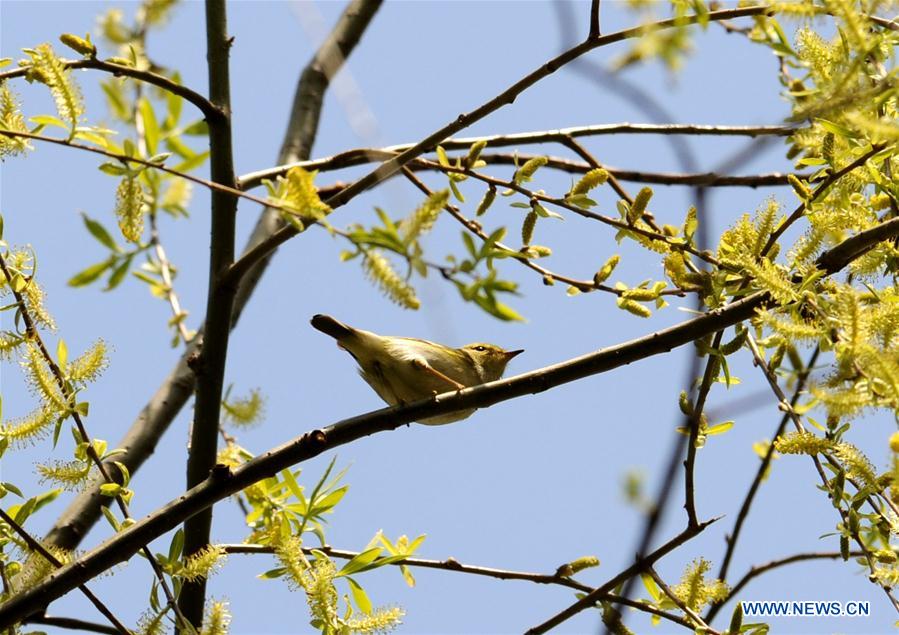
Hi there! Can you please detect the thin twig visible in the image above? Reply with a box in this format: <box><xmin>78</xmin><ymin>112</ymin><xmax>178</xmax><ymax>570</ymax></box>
<box><xmin>763</xmin><ymin>144</ymin><xmax>887</xmax><ymax>252</ymax></box>
<box><xmin>647</xmin><ymin>565</ymin><xmax>719</xmax><ymax>634</ymax></box>
<box><xmin>0</xmin><ymin>509</ymin><xmax>131</xmax><ymax>635</ymax></box>
<box><xmin>239</xmin><ymin>122</ymin><xmax>796</xmax><ymax>187</ymax></box>
<box><xmin>222</xmin><ymin>543</ymin><xmax>696</xmax><ymax>630</ymax></box>
<box><xmin>24</xmin><ymin>615</ymin><xmax>120</xmax><ymax>635</ymax></box>
<box><xmin>0</xmin><ymin>129</ymin><xmax>273</xmax><ymax>213</ymax></box>
<box><xmin>744</xmin><ymin>333</ymin><xmax>899</xmax><ymax>614</ymax></box>
<box><xmin>525</xmin><ymin>518</ymin><xmax>720</xmax><ymax>635</ymax></box>
<box><xmin>148</xmin><ymin>213</ymin><xmax>193</xmax><ymax>344</ymax></box>
<box><xmin>713</xmin><ymin>347</ymin><xmax>820</xmax><ymax>586</ymax></box>
<box><xmin>589</xmin><ymin>0</ymin><xmax>601</xmax><ymax>38</ymax></box>
<box><xmin>400</xmin><ymin>168</ymin><xmax>679</xmax><ymax>296</ymax></box>
<box><xmin>684</xmin><ymin>331</ymin><xmax>724</xmax><ymax>528</ymax></box>
<box><xmin>0</xmin><ymin>58</ymin><xmax>219</xmax><ymax>120</ymax></box>
<box><xmin>225</xmin><ymin>6</ymin><xmax>774</xmax><ymax>289</ymax></box>
<box><xmin>724</xmin><ymin>551</ymin><xmax>863</xmax><ymax>603</ymax></box>
<box><xmin>239</xmin><ymin>147</ymin><xmax>802</xmax><ymax>190</ymax></box>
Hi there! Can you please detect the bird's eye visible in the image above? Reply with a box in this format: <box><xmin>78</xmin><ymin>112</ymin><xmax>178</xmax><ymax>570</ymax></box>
<box><xmin>473</xmin><ymin>345</ymin><xmax>487</xmax><ymax>352</ymax></box>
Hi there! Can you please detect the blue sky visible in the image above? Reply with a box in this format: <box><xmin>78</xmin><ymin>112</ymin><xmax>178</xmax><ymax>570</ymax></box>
<box><xmin>1</xmin><ymin>1</ymin><xmax>894</xmax><ymax>633</ymax></box>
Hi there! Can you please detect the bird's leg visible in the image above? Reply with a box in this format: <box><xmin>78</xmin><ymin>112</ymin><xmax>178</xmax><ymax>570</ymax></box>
<box><xmin>411</xmin><ymin>358</ymin><xmax>466</xmax><ymax>392</ymax></box>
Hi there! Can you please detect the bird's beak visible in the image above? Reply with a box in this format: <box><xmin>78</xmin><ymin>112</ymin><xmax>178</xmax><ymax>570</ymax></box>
<box><xmin>505</xmin><ymin>349</ymin><xmax>524</xmax><ymax>359</ymax></box>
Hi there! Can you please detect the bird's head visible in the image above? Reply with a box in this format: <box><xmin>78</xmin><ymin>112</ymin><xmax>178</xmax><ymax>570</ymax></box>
<box><xmin>460</xmin><ymin>343</ymin><xmax>523</xmax><ymax>382</ymax></box>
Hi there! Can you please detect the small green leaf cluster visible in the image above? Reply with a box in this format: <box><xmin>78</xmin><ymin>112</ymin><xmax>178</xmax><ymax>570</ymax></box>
<box><xmin>342</xmin><ymin>191</ymin><xmax>450</xmax><ymax>311</ymax></box>
<box><xmin>264</xmin><ymin>166</ymin><xmax>332</xmax><ymax>231</ymax></box>
<box><xmin>217</xmin><ymin>456</ymin><xmax>422</xmax><ymax>634</ymax></box>
<box><xmin>436</xmin><ymin>141</ymin><xmax>487</xmax><ymax>201</ymax></box>
<box><xmin>639</xmin><ymin>558</ymin><xmax>727</xmax><ymax>625</ymax></box>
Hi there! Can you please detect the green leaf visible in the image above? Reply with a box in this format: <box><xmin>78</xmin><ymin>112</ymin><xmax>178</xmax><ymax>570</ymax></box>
<box><xmin>337</xmin><ymin>548</ymin><xmax>383</xmax><ymax>577</ymax></box>
<box><xmin>1</xmin><ymin>482</ymin><xmax>22</xmax><ymax>497</ymax></box>
<box><xmin>98</xmin><ymin>162</ymin><xmax>129</xmax><ymax>176</ymax></box>
<box><xmin>281</xmin><ymin>468</ymin><xmax>305</xmax><ymax>503</ymax></box>
<box><xmin>68</xmin><ymin>259</ymin><xmax>113</xmax><ymax>287</ymax></box>
<box><xmin>164</xmin><ymin>74</ymin><xmax>183</xmax><ymax>131</ymax></box>
<box><xmin>171</xmin><ymin>150</ymin><xmax>210</xmax><ymax>174</ymax></box>
<box><xmin>706</xmin><ymin>421</ymin><xmax>734</xmax><ymax>436</ymax></box>
<box><xmin>100</xmin><ymin>483</ymin><xmax>122</xmax><ymax>497</ymax></box>
<box><xmin>312</xmin><ymin>485</ymin><xmax>348</xmax><ymax>514</ymax></box>
<box><xmin>56</xmin><ymin>338</ymin><xmax>68</xmax><ymax>369</ymax></box>
<box><xmin>816</xmin><ymin>118</ymin><xmax>859</xmax><ymax>139</ymax></box>
<box><xmin>169</xmin><ymin>528</ymin><xmax>185</xmax><ymax>561</ymax></box>
<box><xmin>641</xmin><ymin>572</ymin><xmax>661</xmax><ymax>602</ymax></box>
<box><xmin>138</xmin><ymin>98</ymin><xmax>160</xmax><ymax>155</ymax></box>
<box><xmin>104</xmin><ymin>256</ymin><xmax>132</xmax><ymax>291</ymax></box>
<box><xmin>729</xmin><ymin>602</ymin><xmax>744</xmax><ymax>634</ymax></box>
<box><xmin>81</xmin><ymin>213</ymin><xmax>120</xmax><ymax>251</ymax></box>
<box><xmin>346</xmin><ymin>577</ymin><xmax>373</xmax><ymax>615</ymax></box>
<box><xmin>101</xmin><ymin>506</ymin><xmax>121</xmax><ymax>531</ymax></box>
<box><xmin>29</xmin><ymin>114</ymin><xmax>68</xmax><ymax>130</ymax></box>
<box><xmin>101</xmin><ymin>81</ymin><xmax>130</xmax><ymax>120</ymax></box>
<box><xmin>181</xmin><ymin>120</ymin><xmax>208</xmax><ymax>136</ymax></box>
<box><xmin>258</xmin><ymin>567</ymin><xmax>288</xmax><ymax>580</ymax></box>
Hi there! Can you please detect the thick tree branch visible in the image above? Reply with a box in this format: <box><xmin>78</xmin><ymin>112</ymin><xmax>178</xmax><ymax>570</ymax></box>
<box><xmin>177</xmin><ymin>0</ymin><xmax>239</xmax><ymax>626</ymax></box>
<box><xmin>8</xmin><ymin>210</ymin><xmax>899</xmax><ymax>626</ymax></box>
<box><xmin>43</xmin><ymin>0</ymin><xmax>380</xmax><ymax>556</ymax></box>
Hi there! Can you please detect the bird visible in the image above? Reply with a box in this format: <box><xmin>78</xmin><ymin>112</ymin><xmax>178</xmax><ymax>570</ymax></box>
<box><xmin>310</xmin><ymin>314</ymin><xmax>523</xmax><ymax>425</ymax></box>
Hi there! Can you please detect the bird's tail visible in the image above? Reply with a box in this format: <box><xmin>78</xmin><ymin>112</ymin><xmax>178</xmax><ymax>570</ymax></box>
<box><xmin>310</xmin><ymin>314</ymin><xmax>355</xmax><ymax>341</ymax></box>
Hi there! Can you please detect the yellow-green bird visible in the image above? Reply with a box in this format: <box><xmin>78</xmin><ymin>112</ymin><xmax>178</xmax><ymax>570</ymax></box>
<box><xmin>311</xmin><ymin>314</ymin><xmax>523</xmax><ymax>425</ymax></box>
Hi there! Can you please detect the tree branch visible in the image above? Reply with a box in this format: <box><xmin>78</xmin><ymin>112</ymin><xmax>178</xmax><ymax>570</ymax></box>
<box><xmin>24</xmin><ymin>615</ymin><xmax>121</xmax><ymax>635</ymax></box>
<box><xmin>646</xmin><ymin>565</ymin><xmax>718</xmax><ymax>634</ymax></box>
<box><xmin>239</xmin><ymin>148</ymin><xmax>801</xmax><ymax>190</ymax></box>
<box><xmin>0</xmin><ymin>58</ymin><xmax>219</xmax><ymax>120</ymax></box>
<box><xmin>524</xmin><ymin>519</ymin><xmax>719</xmax><ymax>635</ymax></box>
<box><xmin>589</xmin><ymin>0</ymin><xmax>602</xmax><ymax>38</ymax></box>
<box><xmin>227</xmin><ymin>5</ymin><xmax>774</xmax><ymax>284</ymax></box>
<box><xmin>178</xmin><ymin>0</ymin><xmax>239</xmax><ymax>625</ymax></box>
<box><xmin>723</xmin><ymin>551</ymin><xmax>864</xmax><ymax>605</ymax></box>
<box><xmin>0</xmin><ymin>250</ymin><xmax>184</xmax><ymax>626</ymax></box>
<box><xmin>222</xmin><ymin>543</ymin><xmax>696</xmax><ymax>630</ymax></box>
<box><xmin>0</xmin><ymin>510</ymin><xmax>130</xmax><ymax>635</ymax></box>
<box><xmin>8</xmin><ymin>211</ymin><xmax>899</xmax><ymax>626</ymax></box>
<box><xmin>713</xmin><ymin>347</ymin><xmax>820</xmax><ymax>586</ymax></box>
<box><xmin>43</xmin><ymin>0</ymin><xmax>380</xmax><ymax>559</ymax></box>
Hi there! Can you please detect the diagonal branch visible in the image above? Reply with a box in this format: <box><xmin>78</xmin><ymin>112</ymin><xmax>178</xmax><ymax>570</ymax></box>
<box><xmin>712</xmin><ymin>347</ymin><xmax>820</xmax><ymax>587</ymax></box>
<box><xmin>0</xmin><ymin>509</ymin><xmax>130</xmax><ymax>635</ymax></box>
<box><xmin>525</xmin><ymin>519</ymin><xmax>719</xmax><ymax>634</ymax></box>
<box><xmin>225</xmin><ymin>6</ymin><xmax>774</xmax><ymax>285</ymax></box>
<box><xmin>7</xmin><ymin>210</ymin><xmax>899</xmax><ymax>626</ymax></box>
<box><xmin>43</xmin><ymin>0</ymin><xmax>382</xmax><ymax>562</ymax></box>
